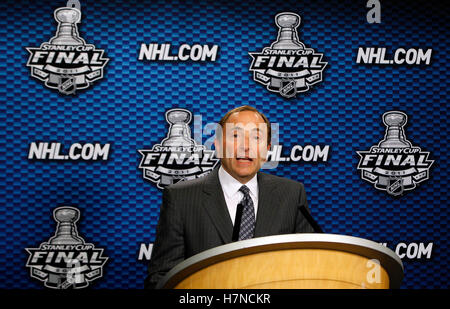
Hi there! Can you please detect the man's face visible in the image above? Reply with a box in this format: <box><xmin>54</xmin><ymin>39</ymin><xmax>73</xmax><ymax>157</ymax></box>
<box><xmin>215</xmin><ymin>110</ymin><xmax>270</xmax><ymax>184</ymax></box>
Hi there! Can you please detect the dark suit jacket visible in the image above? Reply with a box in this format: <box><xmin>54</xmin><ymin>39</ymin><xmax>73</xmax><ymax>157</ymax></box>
<box><xmin>144</xmin><ymin>167</ymin><xmax>315</xmax><ymax>289</ymax></box>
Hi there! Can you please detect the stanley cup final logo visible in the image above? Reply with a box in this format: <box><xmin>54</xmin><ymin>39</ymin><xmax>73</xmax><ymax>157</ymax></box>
<box><xmin>249</xmin><ymin>12</ymin><xmax>327</xmax><ymax>98</ymax></box>
<box><xmin>139</xmin><ymin>109</ymin><xmax>219</xmax><ymax>189</ymax></box>
<box><xmin>26</xmin><ymin>207</ymin><xmax>108</xmax><ymax>289</ymax></box>
<box><xmin>357</xmin><ymin>111</ymin><xmax>434</xmax><ymax>196</ymax></box>
<box><xmin>26</xmin><ymin>6</ymin><xmax>108</xmax><ymax>95</ymax></box>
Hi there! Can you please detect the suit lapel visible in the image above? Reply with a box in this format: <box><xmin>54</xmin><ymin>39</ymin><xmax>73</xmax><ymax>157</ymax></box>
<box><xmin>201</xmin><ymin>168</ymin><xmax>234</xmax><ymax>243</ymax></box>
<box><xmin>254</xmin><ymin>172</ymin><xmax>279</xmax><ymax>237</ymax></box>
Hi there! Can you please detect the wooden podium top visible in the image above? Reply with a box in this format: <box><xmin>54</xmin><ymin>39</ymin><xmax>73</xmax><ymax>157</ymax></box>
<box><xmin>158</xmin><ymin>234</ymin><xmax>404</xmax><ymax>289</ymax></box>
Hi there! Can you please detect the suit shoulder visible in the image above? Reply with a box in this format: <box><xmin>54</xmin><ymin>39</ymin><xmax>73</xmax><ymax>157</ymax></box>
<box><xmin>166</xmin><ymin>174</ymin><xmax>207</xmax><ymax>191</ymax></box>
<box><xmin>260</xmin><ymin>172</ymin><xmax>304</xmax><ymax>188</ymax></box>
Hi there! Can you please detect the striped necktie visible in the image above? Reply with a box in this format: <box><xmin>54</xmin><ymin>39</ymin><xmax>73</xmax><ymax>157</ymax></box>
<box><xmin>238</xmin><ymin>185</ymin><xmax>256</xmax><ymax>240</ymax></box>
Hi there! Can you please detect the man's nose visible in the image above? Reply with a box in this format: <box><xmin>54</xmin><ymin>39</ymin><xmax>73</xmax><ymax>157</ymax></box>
<box><xmin>236</xmin><ymin>133</ymin><xmax>251</xmax><ymax>157</ymax></box>
<box><xmin>237</xmin><ymin>133</ymin><xmax>250</xmax><ymax>149</ymax></box>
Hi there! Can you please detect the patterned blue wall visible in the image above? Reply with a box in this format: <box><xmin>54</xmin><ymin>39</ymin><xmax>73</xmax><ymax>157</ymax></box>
<box><xmin>0</xmin><ymin>0</ymin><xmax>448</xmax><ymax>288</ymax></box>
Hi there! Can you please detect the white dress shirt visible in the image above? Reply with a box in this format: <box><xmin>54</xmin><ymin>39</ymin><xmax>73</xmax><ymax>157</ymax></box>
<box><xmin>218</xmin><ymin>165</ymin><xmax>259</xmax><ymax>226</ymax></box>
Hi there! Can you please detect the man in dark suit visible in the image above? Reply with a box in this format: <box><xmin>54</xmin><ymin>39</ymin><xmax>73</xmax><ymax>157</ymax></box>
<box><xmin>145</xmin><ymin>105</ymin><xmax>316</xmax><ymax>289</ymax></box>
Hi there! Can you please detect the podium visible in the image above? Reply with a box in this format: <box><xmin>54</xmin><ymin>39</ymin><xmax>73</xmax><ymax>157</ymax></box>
<box><xmin>158</xmin><ymin>234</ymin><xmax>403</xmax><ymax>289</ymax></box>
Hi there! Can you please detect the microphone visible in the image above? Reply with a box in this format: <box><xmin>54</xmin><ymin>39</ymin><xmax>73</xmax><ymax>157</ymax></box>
<box><xmin>299</xmin><ymin>204</ymin><xmax>323</xmax><ymax>233</ymax></box>
<box><xmin>232</xmin><ymin>203</ymin><xmax>244</xmax><ymax>242</ymax></box>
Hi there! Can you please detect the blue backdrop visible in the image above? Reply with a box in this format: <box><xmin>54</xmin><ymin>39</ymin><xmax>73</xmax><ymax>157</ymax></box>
<box><xmin>0</xmin><ymin>0</ymin><xmax>448</xmax><ymax>289</ymax></box>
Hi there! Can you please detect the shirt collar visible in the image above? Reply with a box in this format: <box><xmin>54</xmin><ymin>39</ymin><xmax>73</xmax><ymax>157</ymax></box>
<box><xmin>218</xmin><ymin>165</ymin><xmax>258</xmax><ymax>199</ymax></box>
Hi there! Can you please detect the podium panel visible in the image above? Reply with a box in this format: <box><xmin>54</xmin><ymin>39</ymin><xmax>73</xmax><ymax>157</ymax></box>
<box><xmin>159</xmin><ymin>234</ymin><xmax>403</xmax><ymax>289</ymax></box>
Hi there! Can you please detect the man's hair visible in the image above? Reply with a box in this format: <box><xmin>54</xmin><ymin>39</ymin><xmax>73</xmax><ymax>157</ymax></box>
<box><xmin>217</xmin><ymin>105</ymin><xmax>271</xmax><ymax>144</ymax></box>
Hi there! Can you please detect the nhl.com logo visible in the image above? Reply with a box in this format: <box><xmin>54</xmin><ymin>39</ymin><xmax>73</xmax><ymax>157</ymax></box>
<box><xmin>249</xmin><ymin>12</ymin><xmax>327</xmax><ymax>98</ymax></box>
<box><xmin>357</xmin><ymin>111</ymin><xmax>434</xmax><ymax>196</ymax></box>
<box><xmin>26</xmin><ymin>5</ymin><xmax>108</xmax><ymax>95</ymax></box>
<box><xmin>25</xmin><ymin>206</ymin><xmax>108</xmax><ymax>289</ymax></box>
<box><xmin>138</xmin><ymin>108</ymin><xmax>219</xmax><ymax>189</ymax></box>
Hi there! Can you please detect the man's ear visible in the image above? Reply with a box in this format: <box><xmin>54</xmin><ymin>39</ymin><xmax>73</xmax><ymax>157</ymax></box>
<box><xmin>214</xmin><ymin>138</ymin><xmax>222</xmax><ymax>158</ymax></box>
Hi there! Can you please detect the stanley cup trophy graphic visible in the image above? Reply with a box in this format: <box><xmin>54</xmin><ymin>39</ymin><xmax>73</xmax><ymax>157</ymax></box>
<box><xmin>46</xmin><ymin>207</ymin><xmax>85</xmax><ymax>288</ymax></box>
<box><xmin>47</xmin><ymin>7</ymin><xmax>88</xmax><ymax>92</ymax></box>
<box><xmin>50</xmin><ymin>8</ymin><xmax>84</xmax><ymax>45</ymax></box>
<box><xmin>377</xmin><ymin>112</ymin><xmax>412</xmax><ymax>195</ymax></box>
<box><xmin>270</xmin><ymin>13</ymin><xmax>309</xmax><ymax>95</ymax></box>
<box><xmin>26</xmin><ymin>206</ymin><xmax>109</xmax><ymax>289</ymax></box>
<box><xmin>49</xmin><ymin>207</ymin><xmax>84</xmax><ymax>245</ymax></box>
<box><xmin>269</xmin><ymin>12</ymin><xmax>313</xmax><ymax>98</ymax></box>
<box><xmin>160</xmin><ymin>109</ymin><xmax>195</xmax><ymax>186</ymax></box>
<box><xmin>271</xmin><ymin>13</ymin><xmax>305</xmax><ymax>50</ymax></box>
<box><xmin>139</xmin><ymin>108</ymin><xmax>219</xmax><ymax>189</ymax></box>
<box><xmin>249</xmin><ymin>11</ymin><xmax>327</xmax><ymax>98</ymax></box>
<box><xmin>162</xmin><ymin>109</ymin><xmax>195</xmax><ymax>148</ymax></box>
<box><xmin>379</xmin><ymin>112</ymin><xmax>411</xmax><ymax>148</ymax></box>
<box><xmin>357</xmin><ymin>111</ymin><xmax>434</xmax><ymax>196</ymax></box>
<box><xmin>26</xmin><ymin>5</ymin><xmax>108</xmax><ymax>95</ymax></box>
